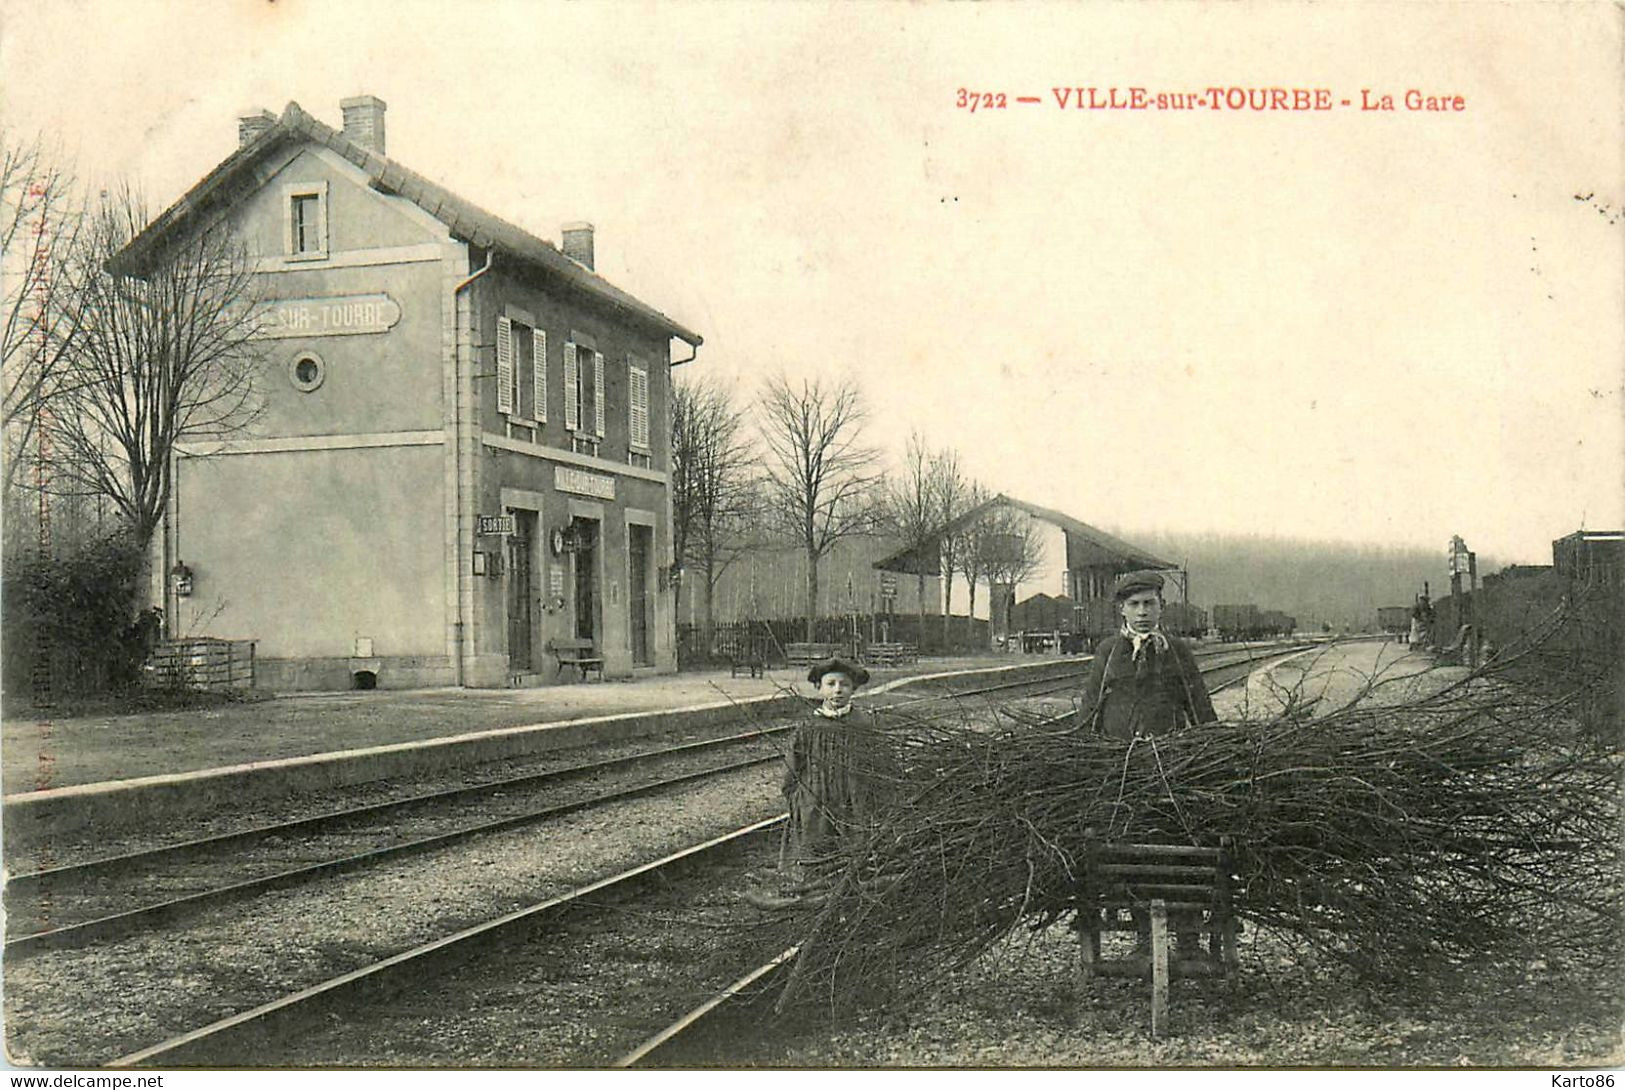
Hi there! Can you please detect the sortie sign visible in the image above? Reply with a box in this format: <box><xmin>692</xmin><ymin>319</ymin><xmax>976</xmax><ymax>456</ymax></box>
<box><xmin>260</xmin><ymin>294</ymin><xmax>401</xmax><ymax>338</ymax></box>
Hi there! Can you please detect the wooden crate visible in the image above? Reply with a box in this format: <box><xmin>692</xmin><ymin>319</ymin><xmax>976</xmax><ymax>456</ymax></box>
<box><xmin>145</xmin><ymin>639</ymin><xmax>256</xmax><ymax>692</ymax></box>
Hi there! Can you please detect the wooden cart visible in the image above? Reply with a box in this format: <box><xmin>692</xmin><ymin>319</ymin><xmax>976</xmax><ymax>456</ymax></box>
<box><xmin>1074</xmin><ymin>834</ymin><xmax>1241</xmax><ymax>1037</ymax></box>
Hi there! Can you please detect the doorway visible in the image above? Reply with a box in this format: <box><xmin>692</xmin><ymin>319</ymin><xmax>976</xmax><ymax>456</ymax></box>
<box><xmin>508</xmin><ymin>510</ymin><xmax>537</xmax><ymax>673</ymax></box>
<box><xmin>571</xmin><ymin>516</ymin><xmax>599</xmax><ymax>643</ymax></box>
<box><xmin>628</xmin><ymin>523</ymin><xmax>653</xmax><ymax>666</ymax></box>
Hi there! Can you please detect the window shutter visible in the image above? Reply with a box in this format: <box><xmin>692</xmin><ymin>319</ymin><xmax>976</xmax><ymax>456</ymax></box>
<box><xmin>563</xmin><ymin>343</ymin><xmax>580</xmax><ymax>431</ymax></box>
<box><xmin>496</xmin><ymin>317</ymin><xmax>514</xmax><ymax>415</ymax></box>
<box><xmin>630</xmin><ymin>364</ymin><xmax>650</xmax><ymax>450</ymax></box>
<box><xmin>593</xmin><ymin>350</ymin><xmax>606</xmax><ymax>437</ymax></box>
<box><xmin>532</xmin><ymin>329</ymin><xmax>547</xmax><ymax>423</ymax></box>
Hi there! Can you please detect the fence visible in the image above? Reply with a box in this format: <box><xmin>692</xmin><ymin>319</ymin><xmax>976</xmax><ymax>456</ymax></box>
<box><xmin>145</xmin><ymin>638</ymin><xmax>257</xmax><ymax>692</ymax></box>
<box><xmin>678</xmin><ymin>613</ymin><xmax>989</xmax><ymax>669</ymax></box>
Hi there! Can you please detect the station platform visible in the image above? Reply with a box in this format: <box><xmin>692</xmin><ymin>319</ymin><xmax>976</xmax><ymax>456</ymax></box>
<box><xmin>0</xmin><ymin>654</ymin><xmax>1077</xmax><ymax>840</ymax></box>
<box><xmin>1</xmin><ymin>640</ymin><xmax>1417</xmax><ymax>844</ymax></box>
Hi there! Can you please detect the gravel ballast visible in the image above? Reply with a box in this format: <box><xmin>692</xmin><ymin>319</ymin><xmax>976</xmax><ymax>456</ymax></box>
<box><xmin>4</xmin><ymin>764</ymin><xmax>784</xmax><ymax>1066</ymax></box>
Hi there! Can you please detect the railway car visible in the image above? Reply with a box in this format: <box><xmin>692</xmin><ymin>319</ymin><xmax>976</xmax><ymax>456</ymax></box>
<box><xmin>1212</xmin><ymin>604</ymin><xmax>1260</xmax><ymax>642</ymax></box>
<box><xmin>1161</xmin><ymin>601</ymin><xmax>1208</xmax><ymax>640</ymax></box>
<box><xmin>1257</xmin><ymin>610</ymin><xmax>1295</xmax><ymax>637</ymax></box>
<box><xmin>1011</xmin><ymin>590</ymin><xmax>1207</xmax><ymax>652</ymax></box>
<box><xmin>1377</xmin><ymin>606</ymin><xmax>1411</xmax><ymax>636</ymax></box>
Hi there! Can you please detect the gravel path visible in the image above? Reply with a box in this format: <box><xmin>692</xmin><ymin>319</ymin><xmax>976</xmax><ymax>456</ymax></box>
<box><xmin>669</xmin><ymin>923</ymin><xmax>1621</xmax><ymax>1068</ymax></box>
<box><xmin>3</xmin><ymin>764</ymin><xmax>785</xmax><ymax>1066</ymax></box>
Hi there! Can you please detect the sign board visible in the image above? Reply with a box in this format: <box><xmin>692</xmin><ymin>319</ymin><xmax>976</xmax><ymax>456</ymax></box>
<box><xmin>550</xmin><ymin>567</ymin><xmax>565</xmax><ymax>598</ymax></box>
<box><xmin>477</xmin><ymin>515</ymin><xmax>515</xmax><ymax>536</ymax></box>
<box><xmin>879</xmin><ymin>572</ymin><xmax>898</xmax><ymax>594</ymax></box>
<box><xmin>259</xmin><ymin>294</ymin><xmax>401</xmax><ymax>339</ymax></box>
<box><xmin>554</xmin><ymin>466</ymin><xmax>616</xmax><ymax>500</ymax></box>
<box><xmin>1448</xmin><ymin>535</ymin><xmax>1471</xmax><ymax>575</ymax></box>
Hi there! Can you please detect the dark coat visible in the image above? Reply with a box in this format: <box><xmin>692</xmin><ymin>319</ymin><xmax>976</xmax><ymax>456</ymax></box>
<box><xmin>782</xmin><ymin>706</ymin><xmax>896</xmax><ymax>862</ymax></box>
<box><xmin>1077</xmin><ymin>632</ymin><xmax>1217</xmax><ymax>740</ymax></box>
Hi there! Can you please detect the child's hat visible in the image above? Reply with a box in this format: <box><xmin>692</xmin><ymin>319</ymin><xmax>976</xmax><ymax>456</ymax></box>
<box><xmin>807</xmin><ymin>656</ymin><xmax>870</xmax><ymax>688</ymax></box>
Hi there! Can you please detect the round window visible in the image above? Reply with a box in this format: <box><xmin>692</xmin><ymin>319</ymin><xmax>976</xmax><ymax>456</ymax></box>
<box><xmin>288</xmin><ymin>352</ymin><xmax>325</xmax><ymax>392</ymax></box>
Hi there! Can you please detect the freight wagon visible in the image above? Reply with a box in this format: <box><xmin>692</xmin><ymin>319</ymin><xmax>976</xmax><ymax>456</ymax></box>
<box><xmin>1214</xmin><ymin>604</ymin><xmax>1295</xmax><ymax>641</ymax></box>
<box><xmin>1212</xmin><ymin>604</ymin><xmax>1259</xmax><ymax>642</ymax></box>
<box><xmin>1377</xmin><ymin>606</ymin><xmax>1411</xmax><ymax>635</ymax></box>
<box><xmin>1008</xmin><ymin>592</ymin><xmax>1207</xmax><ymax>653</ymax></box>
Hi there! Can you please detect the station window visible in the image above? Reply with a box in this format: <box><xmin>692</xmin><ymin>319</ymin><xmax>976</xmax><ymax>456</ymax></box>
<box><xmin>628</xmin><ymin>359</ymin><xmax>650</xmax><ymax>453</ymax></box>
<box><xmin>564</xmin><ymin>342</ymin><xmax>603</xmax><ymax>443</ymax></box>
<box><xmin>283</xmin><ymin>182</ymin><xmax>328</xmax><ymax>260</ymax></box>
<box><xmin>496</xmin><ymin>316</ymin><xmax>547</xmax><ymax>425</ymax></box>
<box><xmin>288</xmin><ymin>351</ymin><xmax>325</xmax><ymax>392</ymax></box>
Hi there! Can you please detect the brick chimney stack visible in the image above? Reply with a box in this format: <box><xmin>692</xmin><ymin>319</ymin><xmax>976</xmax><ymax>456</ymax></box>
<box><xmin>238</xmin><ymin>109</ymin><xmax>276</xmax><ymax>148</ymax></box>
<box><xmin>562</xmin><ymin>222</ymin><xmax>595</xmax><ymax>270</ymax></box>
<box><xmin>340</xmin><ymin>95</ymin><xmax>387</xmax><ymax>155</ymax></box>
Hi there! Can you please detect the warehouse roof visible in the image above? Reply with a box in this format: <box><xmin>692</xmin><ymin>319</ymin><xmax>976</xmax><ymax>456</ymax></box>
<box><xmin>872</xmin><ymin>493</ymin><xmax>1176</xmax><ymax>575</ymax></box>
<box><xmin>109</xmin><ymin>101</ymin><xmax>701</xmax><ymax>346</ymax></box>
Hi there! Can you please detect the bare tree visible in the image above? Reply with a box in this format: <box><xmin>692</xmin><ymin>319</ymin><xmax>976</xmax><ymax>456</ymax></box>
<box><xmin>757</xmin><ymin>373</ymin><xmax>881</xmax><ymax>640</ymax></box>
<box><xmin>931</xmin><ymin>447</ymin><xmax>972</xmax><ymax>646</ymax></box>
<box><xmin>1</xmin><ymin>134</ymin><xmax>87</xmax><ymax>493</ymax></box>
<box><xmin>955</xmin><ymin>483</ymin><xmax>993</xmax><ymax>641</ymax></box>
<box><xmin>881</xmin><ymin>431</ymin><xmax>937</xmax><ymax>635</ymax></box>
<box><xmin>671</xmin><ymin>373</ymin><xmax>761</xmax><ymax>650</ymax></box>
<box><xmin>43</xmin><ymin>187</ymin><xmax>266</xmax><ymax>559</ymax></box>
<box><xmin>977</xmin><ymin>501</ymin><xmax>1046</xmax><ymax>640</ymax></box>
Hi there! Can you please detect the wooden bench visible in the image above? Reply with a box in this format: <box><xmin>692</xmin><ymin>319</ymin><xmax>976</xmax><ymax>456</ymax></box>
<box><xmin>547</xmin><ymin>637</ymin><xmax>604</xmax><ymax>681</ymax></box>
<box><xmin>715</xmin><ymin>635</ymin><xmax>770</xmax><ymax>678</ymax></box>
<box><xmin>865</xmin><ymin>641</ymin><xmax>918</xmax><ymax>667</ymax></box>
<box><xmin>1074</xmin><ymin>835</ymin><xmax>1240</xmax><ymax>1038</ymax></box>
<box><xmin>784</xmin><ymin>642</ymin><xmax>841</xmax><ymax>669</ymax></box>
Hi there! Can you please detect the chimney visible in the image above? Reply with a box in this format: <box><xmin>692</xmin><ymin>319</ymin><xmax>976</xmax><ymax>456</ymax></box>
<box><xmin>237</xmin><ymin>109</ymin><xmax>276</xmax><ymax>148</ymax></box>
<box><xmin>340</xmin><ymin>95</ymin><xmax>387</xmax><ymax>155</ymax></box>
<box><xmin>562</xmin><ymin>222</ymin><xmax>595</xmax><ymax>270</ymax></box>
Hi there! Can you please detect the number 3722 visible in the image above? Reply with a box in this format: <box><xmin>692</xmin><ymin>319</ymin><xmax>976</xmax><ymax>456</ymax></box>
<box><xmin>956</xmin><ymin>89</ymin><xmax>1008</xmax><ymax>112</ymax></box>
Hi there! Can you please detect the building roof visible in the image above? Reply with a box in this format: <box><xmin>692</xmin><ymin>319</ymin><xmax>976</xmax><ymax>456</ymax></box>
<box><xmin>110</xmin><ymin>102</ymin><xmax>702</xmax><ymax>347</ymax></box>
<box><xmin>872</xmin><ymin>493</ymin><xmax>1177</xmax><ymax>575</ymax></box>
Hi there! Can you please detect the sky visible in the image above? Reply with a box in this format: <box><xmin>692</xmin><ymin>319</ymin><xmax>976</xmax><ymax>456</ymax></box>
<box><xmin>2</xmin><ymin>0</ymin><xmax>1620</xmax><ymax>566</ymax></box>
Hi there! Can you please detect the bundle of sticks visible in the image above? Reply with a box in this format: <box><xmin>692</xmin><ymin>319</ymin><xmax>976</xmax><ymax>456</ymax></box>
<box><xmin>771</xmin><ymin>613</ymin><xmax>1621</xmax><ymax>1012</ymax></box>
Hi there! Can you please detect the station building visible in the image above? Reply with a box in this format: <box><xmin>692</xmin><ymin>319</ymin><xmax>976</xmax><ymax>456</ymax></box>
<box><xmin>115</xmin><ymin>97</ymin><xmax>702</xmax><ymax>689</ymax></box>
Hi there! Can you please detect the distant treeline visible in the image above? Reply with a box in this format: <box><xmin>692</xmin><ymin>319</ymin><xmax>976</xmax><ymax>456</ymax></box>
<box><xmin>1112</xmin><ymin>529</ymin><xmax>1497</xmax><ymax>632</ymax></box>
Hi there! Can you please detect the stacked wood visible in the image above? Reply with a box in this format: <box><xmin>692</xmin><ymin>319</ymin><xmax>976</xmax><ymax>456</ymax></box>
<box><xmin>770</xmin><ymin>607</ymin><xmax>1622</xmax><ymax>1012</ymax></box>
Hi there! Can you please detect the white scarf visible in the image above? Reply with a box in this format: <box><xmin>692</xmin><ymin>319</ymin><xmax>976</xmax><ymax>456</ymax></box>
<box><xmin>1121</xmin><ymin>625</ymin><xmax>1170</xmax><ymax>661</ymax></box>
<box><xmin>816</xmin><ymin>704</ymin><xmax>853</xmax><ymax>719</ymax></box>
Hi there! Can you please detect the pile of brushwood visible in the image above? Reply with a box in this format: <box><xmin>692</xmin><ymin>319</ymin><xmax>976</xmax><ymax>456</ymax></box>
<box><xmin>770</xmin><ymin>603</ymin><xmax>1621</xmax><ymax>1013</ymax></box>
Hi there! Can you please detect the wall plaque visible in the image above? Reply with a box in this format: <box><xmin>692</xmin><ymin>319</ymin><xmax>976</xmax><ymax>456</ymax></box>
<box><xmin>554</xmin><ymin>466</ymin><xmax>616</xmax><ymax>500</ymax></box>
<box><xmin>260</xmin><ymin>294</ymin><xmax>401</xmax><ymax>338</ymax></box>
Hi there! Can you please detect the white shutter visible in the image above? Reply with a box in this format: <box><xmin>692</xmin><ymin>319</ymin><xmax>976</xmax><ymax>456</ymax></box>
<box><xmin>630</xmin><ymin>364</ymin><xmax>650</xmax><ymax>450</ymax></box>
<box><xmin>593</xmin><ymin>350</ymin><xmax>606</xmax><ymax>437</ymax></box>
<box><xmin>495</xmin><ymin>317</ymin><xmax>514</xmax><ymax>415</ymax></box>
<box><xmin>563</xmin><ymin>343</ymin><xmax>580</xmax><ymax>431</ymax></box>
<box><xmin>532</xmin><ymin>329</ymin><xmax>547</xmax><ymax>423</ymax></box>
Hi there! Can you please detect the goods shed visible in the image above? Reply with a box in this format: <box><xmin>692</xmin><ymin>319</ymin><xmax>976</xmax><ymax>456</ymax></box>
<box><xmin>872</xmin><ymin>493</ymin><xmax>1185</xmax><ymax>646</ymax></box>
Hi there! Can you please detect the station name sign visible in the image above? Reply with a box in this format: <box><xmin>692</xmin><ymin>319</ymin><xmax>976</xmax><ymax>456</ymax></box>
<box><xmin>260</xmin><ymin>294</ymin><xmax>401</xmax><ymax>339</ymax></box>
<box><xmin>554</xmin><ymin>466</ymin><xmax>616</xmax><ymax>500</ymax></box>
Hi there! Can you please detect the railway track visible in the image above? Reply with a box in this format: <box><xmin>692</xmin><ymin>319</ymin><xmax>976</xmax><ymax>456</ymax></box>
<box><xmin>4</xmin><ymin>654</ymin><xmax>1123</xmax><ymax>955</ymax></box>
<box><xmin>107</xmin><ymin>817</ymin><xmax>788</xmax><ymax>1068</ymax></box>
<box><xmin>613</xmin><ymin>642</ymin><xmax>1319</xmax><ymax>1067</ymax></box>
<box><xmin>9</xmin><ymin>644</ymin><xmax>1313</xmax><ymax>1067</ymax></box>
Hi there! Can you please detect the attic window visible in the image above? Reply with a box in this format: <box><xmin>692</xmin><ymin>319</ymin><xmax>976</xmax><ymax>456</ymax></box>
<box><xmin>284</xmin><ymin>182</ymin><xmax>329</xmax><ymax>260</ymax></box>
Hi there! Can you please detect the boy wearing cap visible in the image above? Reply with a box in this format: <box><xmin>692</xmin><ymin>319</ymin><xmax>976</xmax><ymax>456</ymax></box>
<box><xmin>1077</xmin><ymin>570</ymin><xmax>1216</xmax><ymax>739</ymax></box>
<box><xmin>1077</xmin><ymin>570</ymin><xmax>1217</xmax><ymax>956</ymax></box>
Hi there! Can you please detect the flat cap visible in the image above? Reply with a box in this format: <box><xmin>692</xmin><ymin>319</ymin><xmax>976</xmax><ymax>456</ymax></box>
<box><xmin>807</xmin><ymin>657</ymin><xmax>870</xmax><ymax>688</ymax></box>
<box><xmin>1111</xmin><ymin>569</ymin><xmax>1166</xmax><ymax>600</ymax></box>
